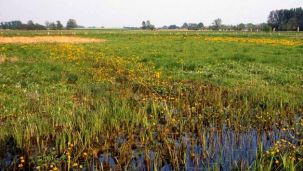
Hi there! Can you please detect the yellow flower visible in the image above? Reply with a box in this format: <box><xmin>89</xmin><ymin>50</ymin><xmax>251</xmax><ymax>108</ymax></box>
<box><xmin>155</xmin><ymin>72</ymin><xmax>161</xmax><ymax>79</ymax></box>
<box><xmin>172</xmin><ymin>118</ymin><xmax>176</xmax><ymax>123</ymax></box>
<box><xmin>205</xmin><ymin>37</ymin><xmax>302</xmax><ymax>46</ymax></box>
<box><xmin>191</xmin><ymin>107</ymin><xmax>196</xmax><ymax>113</ymax></box>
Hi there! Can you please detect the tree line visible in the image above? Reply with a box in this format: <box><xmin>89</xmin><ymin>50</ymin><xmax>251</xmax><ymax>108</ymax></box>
<box><xmin>0</xmin><ymin>19</ymin><xmax>78</xmax><ymax>30</ymax></box>
<box><xmin>268</xmin><ymin>7</ymin><xmax>302</xmax><ymax>31</ymax></box>
<box><xmin>143</xmin><ymin>19</ymin><xmax>273</xmax><ymax>32</ymax></box>
<box><xmin>142</xmin><ymin>7</ymin><xmax>302</xmax><ymax>31</ymax></box>
<box><xmin>161</xmin><ymin>22</ymin><xmax>204</xmax><ymax>30</ymax></box>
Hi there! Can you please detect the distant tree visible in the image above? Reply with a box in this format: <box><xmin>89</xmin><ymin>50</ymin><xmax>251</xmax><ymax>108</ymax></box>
<box><xmin>27</xmin><ymin>20</ymin><xmax>35</xmax><ymax>29</ymax></box>
<box><xmin>34</xmin><ymin>23</ymin><xmax>46</xmax><ymax>30</ymax></box>
<box><xmin>0</xmin><ymin>20</ymin><xmax>45</xmax><ymax>30</ymax></box>
<box><xmin>181</xmin><ymin>22</ymin><xmax>204</xmax><ymax>30</ymax></box>
<box><xmin>188</xmin><ymin>23</ymin><xmax>198</xmax><ymax>30</ymax></box>
<box><xmin>212</xmin><ymin>18</ymin><xmax>222</xmax><ymax>30</ymax></box>
<box><xmin>48</xmin><ymin>22</ymin><xmax>57</xmax><ymax>30</ymax></box>
<box><xmin>220</xmin><ymin>25</ymin><xmax>234</xmax><ymax>31</ymax></box>
<box><xmin>146</xmin><ymin>20</ymin><xmax>155</xmax><ymax>30</ymax></box>
<box><xmin>197</xmin><ymin>22</ymin><xmax>204</xmax><ymax>29</ymax></box>
<box><xmin>149</xmin><ymin>25</ymin><xmax>155</xmax><ymax>30</ymax></box>
<box><xmin>285</xmin><ymin>17</ymin><xmax>298</xmax><ymax>31</ymax></box>
<box><xmin>11</xmin><ymin>21</ymin><xmax>23</xmax><ymax>29</ymax></box>
<box><xmin>237</xmin><ymin>23</ymin><xmax>246</xmax><ymax>31</ymax></box>
<box><xmin>56</xmin><ymin>21</ymin><xmax>63</xmax><ymax>30</ymax></box>
<box><xmin>168</xmin><ymin>25</ymin><xmax>178</xmax><ymax>29</ymax></box>
<box><xmin>45</xmin><ymin>21</ymin><xmax>50</xmax><ymax>28</ymax></box>
<box><xmin>27</xmin><ymin>20</ymin><xmax>34</xmax><ymax>25</ymax></box>
<box><xmin>186</xmin><ymin>22</ymin><xmax>204</xmax><ymax>30</ymax></box>
<box><xmin>257</xmin><ymin>23</ymin><xmax>272</xmax><ymax>32</ymax></box>
<box><xmin>142</xmin><ymin>21</ymin><xmax>147</xmax><ymax>29</ymax></box>
<box><xmin>268</xmin><ymin>7</ymin><xmax>303</xmax><ymax>31</ymax></box>
<box><xmin>268</xmin><ymin>10</ymin><xmax>282</xmax><ymax>30</ymax></box>
<box><xmin>146</xmin><ymin>20</ymin><xmax>151</xmax><ymax>27</ymax></box>
<box><xmin>66</xmin><ymin>19</ymin><xmax>78</xmax><ymax>29</ymax></box>
<box><xmin>141</xmin><ymin>20</ymin><xmax>155</xmax><ymax>30</ymax></box>
<box><xmin>0</xmin><ymin>21</ymin><xmax>23</xmax><ymax>29</ymax></box>
<box><xmin>182</xmin><ymin>23</ymin><xmax>188</xmax><ymax>29</ymax></box>
<box><xmin>246</xmin><ymin>23</ymin><xmax>255</xmax><ymax>31</ymax></box>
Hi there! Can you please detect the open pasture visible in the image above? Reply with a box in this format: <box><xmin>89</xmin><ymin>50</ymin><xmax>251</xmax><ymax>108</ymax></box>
<box><xmin>0</xmin><ymin>30</ymin><xmax>303</xmax><ymax>170</ymax></box>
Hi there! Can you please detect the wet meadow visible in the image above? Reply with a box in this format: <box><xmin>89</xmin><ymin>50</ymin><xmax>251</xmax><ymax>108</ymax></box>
<box><xmin>0</xmin><ymin>30</ymin><xmax>303</xmax><ymax>170</ymax></box>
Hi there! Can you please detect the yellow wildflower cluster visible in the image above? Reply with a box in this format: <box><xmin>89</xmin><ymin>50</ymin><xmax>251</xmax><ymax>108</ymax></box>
<box><xmin>50</xmin><ymin>44</ymin><xmax>85</xmax><ymax>61</ymax></box>
<box><xmin>154</xmin><ymin>71</ymin><xmax>161</xmax><ymax>79</ymax></box>
<box><xmin>205</xmin><ymin>37</ymin><xmax>303</xmax><ymax>46</ymax></box>
<box><xmin>266</xmin><ymin>139</ymin><xmax>295</xmax><ymax>156</ymax></box>
<box><xmin>18</xmin><ymin>156</ymin><xmax>25</xmax><ymax>168</ymax></box>
<box><xmin>91</xmin><ymin>56</ymin><xmax>164</xmax><ymax>86</ymax></box>
<box><xmin>264</xmin><ymin>138</ymin><xmax>303</xmax><ymax>166</ymax></box>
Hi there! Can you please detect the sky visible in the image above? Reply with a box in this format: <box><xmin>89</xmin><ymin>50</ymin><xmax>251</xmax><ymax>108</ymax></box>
<box><xmin>0</xmin><ymin>0</ymin><xmax>302</xmax><ymax>28</ymax></box>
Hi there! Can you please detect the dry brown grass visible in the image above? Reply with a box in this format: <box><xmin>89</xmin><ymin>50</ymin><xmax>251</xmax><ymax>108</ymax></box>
<box><xmin>0</xmin><ymin>55</ymin><xmax>18</xmax><ymax>64</ymax></box>
<box><xmin>0</xmin><ymin>36</ymin><xmax>105</xmax><ymax>44</ymax></box>
<box><xmin>0</xmin><ymin>55</ymin><xmax>5</xmax><ymax>64</ymax></box>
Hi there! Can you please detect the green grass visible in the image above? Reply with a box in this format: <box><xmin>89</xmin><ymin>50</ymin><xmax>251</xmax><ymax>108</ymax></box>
<box><xmin>0</xmin><ymin>30</ymin><xmax>302</xmax><ymax>170</ymax></box>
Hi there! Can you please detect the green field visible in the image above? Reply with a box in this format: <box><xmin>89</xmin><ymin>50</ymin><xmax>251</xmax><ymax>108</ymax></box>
<box><xmin>0</xmin><ymin>30</ymin><xmax>303</xmax><ymax>170</ymax></box>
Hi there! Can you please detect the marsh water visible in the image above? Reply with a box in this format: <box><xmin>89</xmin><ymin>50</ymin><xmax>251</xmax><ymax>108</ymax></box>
<box><xmin>1</xmin><ymin>121</ymin><xmax>301</xmax><ymax>170</ymax></box>
<box><xmin>96</xmin><ymin>128</ymin><xmax>286</xmax><ymax>170</ymax></box>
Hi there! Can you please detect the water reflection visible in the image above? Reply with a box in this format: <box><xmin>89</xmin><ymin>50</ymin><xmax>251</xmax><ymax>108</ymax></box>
<box><xmin>96</xmin><ymin>128</ymin><xmax>285</xmax><ymax>170</ymax></box>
